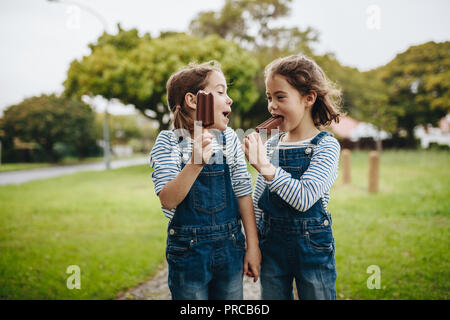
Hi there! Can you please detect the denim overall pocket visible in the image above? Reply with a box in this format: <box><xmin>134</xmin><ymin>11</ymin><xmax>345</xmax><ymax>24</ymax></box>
<box><xmin>257</xmin><ymin>220</ymin><xmax>270</xmax><ymax>246</ymax></box>
<box><xmin>305</xmin><ymin>216</ymin><xmax>334</xmax><ymax>252</ymax></box>
<box><xmin>193</xmin><ymin>169</ymin><xmax>226</xmax><ymax>214</ymax></box>
<box><xmin>166</xmin><ymin>236</ymin><xmax>195</xmax><ymax>262</ymax></box>
<box><xmin>231</xmin><ymin>230</ymin><xmax>246</xmax><ymax>251</ymax></box>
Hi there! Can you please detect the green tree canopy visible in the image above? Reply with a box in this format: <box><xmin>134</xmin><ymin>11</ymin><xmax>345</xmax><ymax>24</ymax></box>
<box><xmin>376</xmin><ymin>41</ymin><xmax>450</xmax><ymax>141</ymax></box>
<box><xmin>1</xmin><ymin>94</ymin><xmax>96</xmax><ymax>162</ymax></box>
<box><xmin>315</xmin><ymin>54</ymin><xmax>397</xmax><ymax>135</ymax></box>
<box><xmin>189</xmin><ymin>0</ymin><xmax>317</xmax><ymax>54</ymax></box>
<box><xmin>64</xmin><ymin>27</ymin><xmax>260</xmax><ymax>130</ymax></box>
<box><xmin>188</xmin><ymin>0</ymin><xmax>325</xmax><ymax>128</ymax></box>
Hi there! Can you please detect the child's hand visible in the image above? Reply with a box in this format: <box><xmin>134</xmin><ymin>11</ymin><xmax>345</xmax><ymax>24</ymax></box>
<box><xmin>242</xmin><ymin>132</ymin><xmax>274</xmax><ymax>176</ymax></box>
<box><xmin>243</xmin><ymin>246</ymin><xmax>261</xmax><ymax>282</ymax></box>
<box><xmin>191</xmin><ymin>123</ymin><xmax>213</xmax><ymax>165</ymax></box>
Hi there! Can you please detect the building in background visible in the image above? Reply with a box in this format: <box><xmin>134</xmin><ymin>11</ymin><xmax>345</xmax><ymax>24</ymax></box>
<box><xmin>414</xmin><ymin>115</ymin><xmax>450</xmax><ymax>148</ymax></box>
<box><xmin>330</xmin><ymin>115</ymin><xmax>391</xmax><ymax>142</ymax></box>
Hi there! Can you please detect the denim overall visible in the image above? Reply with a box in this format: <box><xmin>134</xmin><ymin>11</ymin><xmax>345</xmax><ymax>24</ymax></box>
<box><xmin>258</xmin><ymin>131</ymin><xmax>337</xmax><ymax>300</ymax></box>
<box><xmin>166</xmin><ymin>130</ymin><xmax>245</xmax><ymax>300</ymax></box>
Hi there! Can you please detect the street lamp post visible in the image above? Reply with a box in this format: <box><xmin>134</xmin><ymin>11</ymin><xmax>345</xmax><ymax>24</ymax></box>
<box><xmin>103</xmin><ymin>103</ymin><xmax>111</xmax><ymax>169</ymax></box>
<box><xmin>48</xmin><ymin>0</ymin><xmax>111</xmax><ymax>170</ymax></box>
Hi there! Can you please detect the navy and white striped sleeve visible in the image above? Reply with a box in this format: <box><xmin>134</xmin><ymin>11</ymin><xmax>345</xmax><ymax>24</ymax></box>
<box><xmin>149</xmin><ymin>130</ymin><xmax>180</xmax><ymax>197</ymax></box>
<box><xmin>253</xmin><ymin>172</ymin><xmax>267</xmax><ymax>224</ymax></box>
<box><xmin>268</xmin><ymin>136</ymin><xmax>340</xmax><ymax>212</ymax></box>
<box><xmin>227</xmin><ymin>128</ymin><xmax>253</xmax><ymax>198</ymax></box>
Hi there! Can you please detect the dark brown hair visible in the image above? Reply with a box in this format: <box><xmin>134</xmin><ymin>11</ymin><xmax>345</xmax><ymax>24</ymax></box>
<box><xmin>166</xmin><ymin>60</ymin><xmax>222</xmax><ymax>132</ymax></box>
<box><xmin>264</xmin><ymin>54</ymin><xmax>342</xmax><ymax>127</ymax></box>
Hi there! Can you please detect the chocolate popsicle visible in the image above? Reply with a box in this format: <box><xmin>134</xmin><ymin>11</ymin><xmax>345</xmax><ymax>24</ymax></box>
<box><xmin>196</xmin><ymin>90</ymin><xmax>214</xmax><ymax>128</ymax></box>
<box><xmin>256</xmin><ymin>115</ymin><xmax>283</xmax><ymax>133</ymax></box>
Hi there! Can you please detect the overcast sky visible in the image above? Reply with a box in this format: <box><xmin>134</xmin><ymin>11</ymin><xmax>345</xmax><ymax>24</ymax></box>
<box><xmin>1</xmin><ymin>0</ymin><xmax>449</xmax><ymax>115</ymax></box>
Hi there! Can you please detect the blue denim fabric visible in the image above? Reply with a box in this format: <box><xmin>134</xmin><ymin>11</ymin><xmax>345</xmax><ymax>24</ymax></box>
<box><xmin>167</xmin><ymin>131</ymin><xmax>245</xmax><ymax>300</ymax></box>
<box><xmin>258</xmin><ymin>131</ymin><xmax>337</xmax><ymax>300</ymax></box>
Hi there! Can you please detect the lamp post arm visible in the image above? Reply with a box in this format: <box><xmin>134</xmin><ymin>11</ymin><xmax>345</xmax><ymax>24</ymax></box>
<box><xmin>48</xmin><ymin>0</ymin><xmax>108</xmax><ymax>31</ymax></box>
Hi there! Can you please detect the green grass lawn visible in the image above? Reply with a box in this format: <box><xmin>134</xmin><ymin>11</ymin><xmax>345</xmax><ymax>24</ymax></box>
<box><xmin>0</xmin><ymin>150</ymin><xmax>448</xmax><ymax>299</ymax></box>
<box><xmin>330</xmin><ymin>150</ymin><xmax>449</xmax><ymax>299</ymax></box>
<box><xmin>0</xmin><ymin>165</ymin><xmax>166</xmax><ymax>299</ymax></box>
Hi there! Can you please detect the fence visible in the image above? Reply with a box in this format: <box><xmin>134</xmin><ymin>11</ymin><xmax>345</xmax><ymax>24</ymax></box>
<box><xmin>341</xmin><ymin>149</ymin><xmax>379</xmax><ymax>193</ymax></box>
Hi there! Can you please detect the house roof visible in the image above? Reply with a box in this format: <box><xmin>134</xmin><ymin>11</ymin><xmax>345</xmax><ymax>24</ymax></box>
<box><xmin>330</xmin><ymin>115</ymin><xmax>391</xmax><ymax>141</ymax></box>
<box><xmin>330</xmin><ymin>115</ymin><xmax>360</xmax><ymax>139</ymax></box>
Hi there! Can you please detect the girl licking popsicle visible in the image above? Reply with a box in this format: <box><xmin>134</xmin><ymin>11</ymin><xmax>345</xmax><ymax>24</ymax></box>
<box><xmin>243</xmin><ymin>54</ymin><xmax>342</xmax><ymax>300</ymax></box>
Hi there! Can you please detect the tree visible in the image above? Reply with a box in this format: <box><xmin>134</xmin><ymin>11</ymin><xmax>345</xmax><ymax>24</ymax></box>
<box><xmin>189</xmin><ymin>0</ymin><xmax>317</xmax><ymax>54</ymax></box>
<box><xmin>64</xmin><ymin>26</ymin><xmax>260</xmax><ymax>130</ymax></box>
<box><xmin>189</xmin><ymin>0</ymin><xmax>319</xmax><ymax>128</ymax></box>
<box><xmin>376</xmin><ymin>41</ymin><xmax>450</xmax><ymax>144</ymax></box>
<box><xmin>1</xmin><ymin>94</ymin><xmax>96</xmax><ymax>162</ymax></box>
<box><xmin>315</xmin><ymin>54</ymin><xmax>399</xmax><ymax>150</ymax></box>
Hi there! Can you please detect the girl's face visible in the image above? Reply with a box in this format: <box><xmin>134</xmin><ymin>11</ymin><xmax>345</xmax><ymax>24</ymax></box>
<box><xmin>202</xmin><ymin>70</ymin><xmax>233</xmax><ymax>131</ymax></box>
<box><xmin>265</xmin><ymin>74</ymin><xmax>313</xmax><ymax>133</ymax></box>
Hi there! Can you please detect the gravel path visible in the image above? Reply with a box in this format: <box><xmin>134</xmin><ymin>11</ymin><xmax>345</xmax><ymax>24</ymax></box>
<box><xmin>116</xmin><ymin>263</ymin><xmax>261</xmax><ymax>300</ymax></box>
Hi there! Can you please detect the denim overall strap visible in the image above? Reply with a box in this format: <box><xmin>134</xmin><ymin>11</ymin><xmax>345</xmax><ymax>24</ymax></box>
<box><xmin>277</xmin><ymin>130</ymin><xmax>332</xmax><ymax>149</ymax></box>
<box><xmin>169</xmin><ymin>130</ymin><xmax>240</xmax><ymax>229</ymax></box>
<box><xmin>310</xmin><ymin>130</ymin><xmax>332</xmax><ymax>145</ymax></box>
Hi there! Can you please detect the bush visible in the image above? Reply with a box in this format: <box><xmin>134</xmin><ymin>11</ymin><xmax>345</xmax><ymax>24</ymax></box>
<box><xmin>428</xmin><ymin>142</ymin><xmax>450</xmax><ymax>151</ymax></box>
<box><xmin>1</xmin><ymin>94</ymin><xmax>98</xmax><ymax>162</ymax></box>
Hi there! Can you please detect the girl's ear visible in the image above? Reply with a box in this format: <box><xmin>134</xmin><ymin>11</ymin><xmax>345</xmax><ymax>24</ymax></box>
<box><xmin>305</xmin><ymin>91</ymin><xmax>317</xmax><ymax>108</ymax></box>
<box><xmin>184</xmin><ymin>92</ymin><xmax>197</xmax><ymax>111</ymax></box>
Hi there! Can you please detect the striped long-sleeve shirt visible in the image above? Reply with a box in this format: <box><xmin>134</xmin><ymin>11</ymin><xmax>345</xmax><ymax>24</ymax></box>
<box><xmin>150</xmin><ymin>127</ymin><xmax>253</xmax><ymax>221</ymax></box>
<box><xmin>253</xmin><ymin>133</ymin><xmax>340</xmax><ymax>224</ymax></box>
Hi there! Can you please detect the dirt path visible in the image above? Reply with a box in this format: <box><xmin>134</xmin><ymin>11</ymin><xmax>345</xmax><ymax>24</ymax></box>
<box><xmin>116</xmin><ymin>263</ymin><xmax>261</xmax><ymax>300</ymax></box>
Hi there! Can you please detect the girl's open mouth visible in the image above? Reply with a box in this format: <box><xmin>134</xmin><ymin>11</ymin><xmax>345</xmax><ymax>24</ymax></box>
<box><xmin>273</xmin><ymin>114</ymin><xmax>284</xmax><ymax>124</ymax></box>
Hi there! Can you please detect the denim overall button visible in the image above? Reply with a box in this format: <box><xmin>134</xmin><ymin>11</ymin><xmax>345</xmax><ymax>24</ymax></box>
<box><xmin>169</xmin><ymin>229</ymin><xmax>175</xmax><ymax>235</ymax></box>
<box><xmin>323</xmin><ymin>220</ymin><xmax>329</xmax><ymax>226</ymax></box>
<box><xmin>305</xmin><ymin>147</ymin><xmax>312</xmax><ymax>154</ymax></box>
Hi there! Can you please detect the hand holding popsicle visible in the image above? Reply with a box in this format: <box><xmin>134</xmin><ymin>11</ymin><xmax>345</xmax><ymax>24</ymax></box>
<box><xmin>242</xmin><ymin>132</ymin><xmax>275</xmax><ymax>179</ymax></box>
<box><xmin>191</xmin><ymin>91</ymin><xmax>215</xmax><ymax>165</ymax></box>
<box><xmin>192</xmin><ymin>122</ymin><xmax>213</xmax><ymax>166</ymax></box>
<box><xmin>242</xmin><ymin>115</ymin><xmax>282</xmax><ymax>179</ymax></box>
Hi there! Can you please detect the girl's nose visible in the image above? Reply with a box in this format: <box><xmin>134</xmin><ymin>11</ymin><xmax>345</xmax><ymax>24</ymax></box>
<box><xmin>226</xmin><ymin>95</ymin><xmax>233</xmax><ymax>106</ymax></box>
<box><xmin>268</xmin><ymin>101</ymin><xmax>277</xmax><ymax>113</ymax></box>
